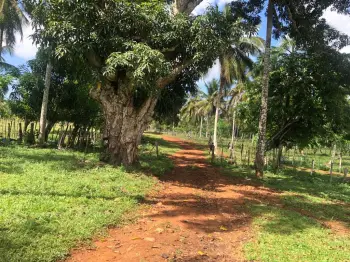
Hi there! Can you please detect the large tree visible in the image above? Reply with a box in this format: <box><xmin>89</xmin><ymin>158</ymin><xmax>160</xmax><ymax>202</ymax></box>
<box><xmin>231</xmin><ymin>0</ymin><xmax>350</xmax><ymax>178</ymax></box>
<box><xmin>25</xmin><ymin>0</ymin><xmax>247</xmax><ymax>165</ymax></box>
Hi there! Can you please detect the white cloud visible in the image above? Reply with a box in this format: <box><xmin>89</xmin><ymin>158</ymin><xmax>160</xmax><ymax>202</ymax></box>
<box><xmin>192</xmin><ymin>0</ymin><xmax>214</xmax><ymax>16</ymax></box>
<box><xmin>340</xmin><ymin>45</ymin><xmax>350</xmax><ymax>53</ymax></box>
<box><xmin>196</xmin><ymin>59</ymin><xmax>220</xmax><ymax>90</ymax></box>
<box><xmin>322</xmin><ymin>7</ymin><xmax>350</xmax><ymax>53</ymax></box>
<box><xmin>13</xmin><ymin>24</ymin><xmax>38</xmax><ymax>60</ymax></box>
<box><xmin>203</xmin><ymin>59</ymin><xmax>220</xmax><ymax>83</ymax></box>
<box><xmin>192</xmin><ymin>0</ymin><xmax>234</xmax><ymax>16</ymax></box>
<box><xmin>216</xmin><ymin>0</ymin><xmax>235</xmax><ymax>9</ymax></box>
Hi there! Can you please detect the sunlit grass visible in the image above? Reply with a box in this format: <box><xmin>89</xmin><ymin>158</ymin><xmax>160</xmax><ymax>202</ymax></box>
<box><xmin>245</xmin><ymin>205</ymin><xmax>350</xmax><ymax>262</ymax></box>
<box><xmin>205</xmin><ymin>144</ymin><xmax>350</xmax><ymax>261</ymax></box>
<box><xmin>0</xmin><ymin>134</ymin><xmax>177</xmax><ymax>262</ymax></box>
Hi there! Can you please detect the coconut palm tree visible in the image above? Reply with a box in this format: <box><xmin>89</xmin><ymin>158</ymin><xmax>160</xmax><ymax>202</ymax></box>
<box><xmin>255</xmin><ymin>0</ymin><xmax>273</xmax><ymax>178</ymax></box>
<box><xmin>180</xmin><ymin>94</ymin><xmax>202</xmax><ymax>123</ymax></box>
<box><xmin>0</xmin><ymin>0</ymin><xmax>28</xmax><ymax>55</ymax></box>
<box><xmin>212</xmin><ymin>5</ymin><xmax>264</xmax><ymax>154</ymax></box>
<box><xmin>226</xmin><ymin>82</ymin><xmax>246</xmax><ymax>159</ymax></box>
<box><xmin>197</xmin><ymin>79</ymin><xmax>219</xmax><ymax>139</ymax></box>
<box><xmin>180</xmin><ymin>79</ymin><xmax>220</xmax><ymax>139</ymax></box>
<box><xmin>0</xmin><ymin>0</ymin><xmax>28</xmax><ymax>74</ymax></box>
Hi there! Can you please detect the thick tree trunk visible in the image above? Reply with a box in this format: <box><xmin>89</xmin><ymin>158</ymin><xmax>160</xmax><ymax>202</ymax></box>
<box><xmin>90</xmin><ymin>81</ymin><xmax>158</xmax><ymax>166</ymax></box>
<box><xmin>173</xmin><ymin>0</ymin><xmax>202</xmax><ymax>15</ymax></box>
<box><xmin>255</xmin><ymin>0</ymin><xmax>273</xmax><ymax>178</ymax></box>
<box><xmin>199</xmin><ymin>116</ymin><xmax>203</xmax><ymax>138</ymax></box>
<box><xmin>38</xmin><ymin>60</ymin><xmax>53</xmax><ymax>145</ymax></box>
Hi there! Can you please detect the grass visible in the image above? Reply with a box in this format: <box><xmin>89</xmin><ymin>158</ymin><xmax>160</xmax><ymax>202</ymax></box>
<box><xmin>169</xmin><ymin>133</ymin><xmax>350</xmax><ymax>260</ymax></box>
<box><xmin>206</xmin><ymin>147</ymin><xmax>350</xmax><ymax>261</ymax></box>
<box><xmin>0</xmin><ymin>134</ymin><xmax>177</xmax><ymax>262</ymax></box>
<box><xmin>245</xmin><ymin>205</ymin><xmax>350</xmax><ymax>262</ymax></box>
<box><xmin>139</xmin><ymin>133</ymin><xmax>181</xmax><ymax>176</ymax></box>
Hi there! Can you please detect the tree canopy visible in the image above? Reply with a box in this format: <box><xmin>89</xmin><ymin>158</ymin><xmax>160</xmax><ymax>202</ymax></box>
<box><xmin>238</xmin><ymin>46</ymin><xmax>350</xmax><ymax>149</ymax></box>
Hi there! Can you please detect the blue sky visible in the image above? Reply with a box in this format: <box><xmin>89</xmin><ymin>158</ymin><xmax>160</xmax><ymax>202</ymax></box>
<box><xmin>193</xmin><ymin>0</ymin><xmax>274</xmax><ymax>90</ymax></box>
<box><xmin>3</xmin><ymin>0</ymin><xmax>350</xmax><ymax>87</ymax></box>
<box><xmin>192</xmin><ymin>0</ymin><xmax>350</xmax><ymax>91</ymax></box>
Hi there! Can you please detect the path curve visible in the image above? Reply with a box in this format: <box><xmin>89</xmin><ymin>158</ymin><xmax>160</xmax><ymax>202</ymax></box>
<box><xmin>67</xmin><ymin>136</ymin><xmax>278</xmax><ymax>262</ymax></box>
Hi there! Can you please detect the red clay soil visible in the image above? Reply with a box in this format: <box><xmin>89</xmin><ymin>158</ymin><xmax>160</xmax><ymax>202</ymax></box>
<box><xmin>66</xmin><ymin>136</ymin><xmax>280</xmax><ymax>262</ymax></box>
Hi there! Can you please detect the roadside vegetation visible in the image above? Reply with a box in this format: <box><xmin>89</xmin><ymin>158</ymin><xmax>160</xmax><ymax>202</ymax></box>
<box><xmin>0</xmin><ymin>134</ymin><xmax>176</xmax><ymax>262</ymax></box>
<box><xmin>0</xmin><ymin>0</ymin><xmax>349</xmax><ymax>261</ymax></box>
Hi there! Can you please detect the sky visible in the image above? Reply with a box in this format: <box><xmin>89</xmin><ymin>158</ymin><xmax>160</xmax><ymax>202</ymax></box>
<box><xmin>193</xmin><ymin>0</ymin><xmax>350</xmax><ymax>90</ymax></box>
<box><xmin>3</xmin><ymin>0</ymin><xmax>350</xmax><ymax>88</ymax></box>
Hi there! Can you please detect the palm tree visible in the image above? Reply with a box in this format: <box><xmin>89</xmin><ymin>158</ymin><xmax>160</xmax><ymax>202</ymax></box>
<box><xmin>180</xmin><ymin>94</ymin><xmax>201</xmax><ymax>123</ymax></box>
<box><xmin>226</xmin><ymin>82</ymin><xmax>245</xmax><ymax>159</ymax></box>
<box><xmin>212</xmin><ymin>5</ymin><xmax>264</xmax><ymax>154</ymax></box>
<box><xmin>0</xmin><ymin>0</ymin><xmax>28</xmax><ymax>55</ymax></box>
<box><xmin>197</xmin><ymin>79</ymin><xmax>219</xmax><ymax>139</ymax></box>
<box><xmin>0</xmin><ymin>0</ymin><xmax>28</xmax><ymax>74</ymax></box>
<box><xmin>255</xmin><ymin>0</ymin><xmax>273</xmax><ymax>178</ymax></box>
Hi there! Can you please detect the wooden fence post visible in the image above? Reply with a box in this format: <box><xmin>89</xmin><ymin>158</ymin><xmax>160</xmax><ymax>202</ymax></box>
<box><xmin>339</xmin><ymin>152</ymin><xmax>342</xmax><ymax>173</ymax></box>
<box><xmin>329</xmin><ymin>161</ymin><xmax>333</xmax><ymax>183</ymax></box>
<box><xmin>311</xmin><ymin>159</ymin><xmax>315</xmax><ymax>175</ymax></box>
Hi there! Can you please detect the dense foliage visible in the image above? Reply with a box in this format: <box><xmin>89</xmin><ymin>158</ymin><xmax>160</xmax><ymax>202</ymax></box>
<box><xmin>238</xmin><ymin>47</ymin><xmax>350</xmax><ymax>149</ymax></box>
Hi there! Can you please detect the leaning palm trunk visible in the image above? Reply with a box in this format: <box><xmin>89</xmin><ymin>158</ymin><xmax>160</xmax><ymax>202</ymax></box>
<box><xmin>255</xmin><ymin>0</ymin><xmax>273</xmax><ymax>178</ymax></box>
<box><xmin>38</xmin><ymin>60</ymin><xmax>53</xmax><ymax>145</ymax></box>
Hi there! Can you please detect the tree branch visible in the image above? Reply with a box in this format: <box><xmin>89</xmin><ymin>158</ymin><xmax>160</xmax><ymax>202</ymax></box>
<box><xmin>272</xmin><ymin>5</ymin><xmax>282</xmax><ymax>32</ymax></box>
<box><xmin>85</xmin><ymin>50</ymin><xmax>102</xmax><ymax>68</ymax></box>
<box><xmin>286</xmin><ymin>5</ymin><xmax>300</xmax><ymax>34</ymax></box>
<box><xmin>173</xmin><ymin>0</ymin><xmax>202</xmax><ymax>15</ymax></box>
<box><xmin>157</xmin><ymin>60</ymin><xmax>192</xmax><ymax>88</ymax></box>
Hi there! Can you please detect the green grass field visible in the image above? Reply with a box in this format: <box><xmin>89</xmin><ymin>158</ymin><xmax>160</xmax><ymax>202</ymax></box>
<box><xmin>220</xmin><ymin>165</ymin><xmax>350</xmax><ymax>261</ymax></box>
<box><xmin>0</xmin><ymin>134</ymin><xmax>178</xmax><ymax>262</ymax></box>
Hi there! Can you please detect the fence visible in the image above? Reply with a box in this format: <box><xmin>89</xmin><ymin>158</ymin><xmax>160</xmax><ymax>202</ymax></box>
<box><xmin>165</xmin><ymin>130</ymin><xmax>349</xmax><ymax>181</ymax></box>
